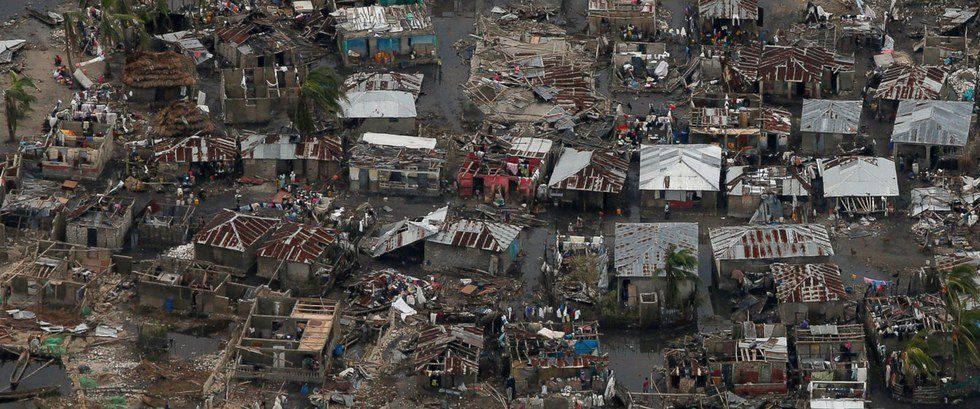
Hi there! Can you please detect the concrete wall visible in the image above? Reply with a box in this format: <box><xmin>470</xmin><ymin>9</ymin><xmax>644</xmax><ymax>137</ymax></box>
<box><xmin>641</xmin><ymin>190</ymin><xmax>719</xmax><ymax>210</ymax></box>
<box><xmin>195</xmin><ymin>243</ymin><xmax>254</xmax><ymax>274</ymax></box>
<box><xmin>778</xmin><ymin>300</ymin><xmax>847</xmax><ymax>325</ymax></box>
<box><xmin>243</xmin><ymin>159</ymin><xmax>281</xmax><ymax>180</ymax></box>
<box><xmin>257</xmin><ymin>257</ymin><xmax>315</xmax><ymax>292</ymax></box>
<box><xmin>65</xmin><ymin>206</ymin><xmax>133</xmax><ymax>250</ymax></box>
<box><xmin>138</xmin><ymin>281</ymin><xmax>230</xmax><ymax>315</ymax></box>
<box><xmin>801</xmin><ymin>132</ymin><xmax>845</xmax><ymax>155</ymax></box>
<box><xmin>424</xmin><ymin>241</ymin><xmax>517</xmax><ymax>275</ymax></box>
<box><xmin>727</xmin><ymin>194</ymin><xmax>762</xmax><ymax>218</ymax></box>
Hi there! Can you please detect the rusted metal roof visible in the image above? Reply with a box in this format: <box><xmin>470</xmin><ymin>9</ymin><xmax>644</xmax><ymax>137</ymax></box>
<box><xmin>771</xmin><ymin>263</ymin><xmax>845</xmax><ymax>303</ymax></box>
<box><xmin>548</xmin><ymin>148</ymin><xmax>628</xmax><ymax>193</ymax></box>
<box><xmin>332</xmin><ymin>4</ymin><xmax>433</xmax><ymax>34</ymax></box>
<box><xmin>194</xmin><ymin>210</ymin><xmax>279</xmax><ymax>252</ymax></box>
<box><xmin>413</xmin><ymin>325</ymin><xmax>484</xmax><ymax>376</ymax></box>
<box><xmin>699</xmin><ymin>0</ymin><xmax>759</xmax><ymax>20</ymax></box>
<box><xmin>874</xmin><ymin>65</ymin><xmax>948</xmax><ymax>100</ymax></box>
<box><xmin>296</xmin><ymin>135</ymin><xmax>342</xmax><ymax>162</ymax></box>
<box><xmin>761</xmin><ymin>107</ymin><xmax>792</xmax><ymax>135</ymax></box>
<box><xmin>215</xmin><ymin>23</ymin><xmax>256</xmax><ymax>45</ymax></box>
<box><xmin>257</xmin><ymin>222</ymin><xmax>339</xmax><ymax>265</ymax></box>
<box><xmin>154</xmin><ymin>135</ymin><xmax>238</xmax><ymax>163</ymax></box>
<box><xmin>427</xmin><ymin>219</ymin><xmax>521</xmax><ymax>253</ymax></box>
<box><xmin>614</xmin><ymin>223</ymin><xmax>698</xmax><ymax>278</ymax></box>
<box><xmin>343</xmin><ymin>72</ymin><xmax>423</xmax><ymax>98</ymax></box>
<box><xmin>737</xmin><ymin>45</ymin><xmax>851</xmax><ymax>84</ymax></box>
<box><xmin>709</xmin><ymin>224</ymin><xmax>834</xmax><ymax>261</ymax></box>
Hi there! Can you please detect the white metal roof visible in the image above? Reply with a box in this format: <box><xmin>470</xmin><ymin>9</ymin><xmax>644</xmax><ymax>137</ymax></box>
<box><xmin>614</xmin><ymin>223</ymin><xmax>698</xmax><ymax>278</ymax></box>
<box><xmin>639</xmin><ymin>144</ymin><xmax>722</xmax><ymax>192</ymax></box>
<box><xmin>548</xmin><ymin>148</ymin><xmax>592</xmax><ymax>187</ymax></box>
<box><xmin>361</xmin><ymin>133</ymin><xmax>437</xmax><ymax>150</ymax></box>
<box><xmin>800</xmin><ymin>99</ymin><xmax>861</xmax><ymax>135</ymax></box>
<box><xmin>891</xmin><ymin>100</ymin><xmax>973</xmax><ymax>147</ymax></box>
<box><xmin>818</xmin><ymin>156</ymin><xmax>899</xmax><ymax>198</ymax></box>
<box><xmin>340</xmin><ymin>90</ymin><xmax>417</xmax><ymax>118</ymax></box>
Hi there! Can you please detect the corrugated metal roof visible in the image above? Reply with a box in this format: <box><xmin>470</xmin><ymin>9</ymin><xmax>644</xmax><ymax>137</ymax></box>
<box><xmin>154</xmin><ymin>135</ymin><xmax>238</xmax><ymax>163</ymax></box>
<box><xmin>340</xmin><ymin>91</ymin><xmax>417</xmax><ymax>118</ymax></box>
<box><xmin>257</xmin><ymin>222</ymin><xmax>339</xmax><ymax>264</ymax></box>
<box><xmin>818</xmin><ymin>156</ymin><xmax>899</xmax><ymax>198</ymax></box>
<box><xmin>800</xmin><ymin>99</ymin><xmax>861</xmax><ymax>134</ymax></box>
<box><xmin>639</xmin><ymin>144</ymin><xmax>722</xmax><ymax>192</ymax></box>
<box><xmin>194</xmin><ymin>210</ymin><xmax>279</xmax><ymax>252</ymax></box>
<box><xmin>726</xmin><ymin>166</ymin><xmax>810</xmax><ymax>196</ymax></box>
<box><xmin>891</xmin><ymin>100</ymin><xmax>973</xmax><ymax>147</ymax></box>
<box><xmin>332</xmin><ymin>4</ymin><xmax>433</xmax><ymax>34</ymax></box>
<box><xmin>589</xmin><ymin>0</ymin><xmax>656</xmax><ymax>13</ymax></box>
<box><xmin>614</xmin><ymin>223</ymin><xmax>698</xmax><ymax>278</ymax></box>
<box><xmin>771</xmin><ymin>263</ymin><xmax>845</xmax><ymax>303</ymax></box>
<box><xmin>698</xmin><ymin>0</ymin><xmax>759</xmax><ymax>20</ymax></box>
<box><xmin>709</xmin><ymin>224</ymin><xmax>834</xmax><ymax>261</ymax></box>
<box><xmin>344</xmin><ymin>72</ymin><xmax>423</xmax><ymax>97</ymax></box>
<box><xmin>427</xmin><ymin>219</ymin><xmax>521</xmax><ymax>253</ymax></box>
<box><xmin>370</xmin><ymin>207</ymin><xmax>447</xmax><ymax>257</ymax></box>
<box><xmin>296</xmin><ymin>135</ymin><xmax>342</xmax><ymax>162</ymax></box>
<box><xmin>362</xmin><ymin>132</ymin><xmax>436</xmax><ymax>149</ymax></box>
<box><xmin>761</xmin><ymin>107</ymin><xmax>792</xmax><ymax>135</ymax></box>
<box><xmin>737</xmin><ymin>45</ymin><xmax>850</xmax><ymax>84</ymax></box>
<box><xmin>548</xmin><ymin>148</ymin><xmax>628</xmax><ymax>193</ymax></box>
<box><xmin>874</xmin><ymin>65</ymin><xmax>947</xmax><ymax>100</ymax></box>
<box><xmin>507</xmin><ymin>137</ymin><xmax>553</xmax><ymax>159</ymax></box>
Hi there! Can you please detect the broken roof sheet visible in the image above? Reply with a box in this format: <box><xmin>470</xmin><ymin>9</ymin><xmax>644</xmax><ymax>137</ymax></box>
<box><xmin>194</xmin><ymin>209</ymin><xmax>279</xmax><ymax>252</ymax></box>
<box><xmin>818</xmin><ymin>156</ymin><xmax>899</xmax><ymax>198</ymax></box>
<box><xmin>891</xmin><ymin>100</ymin><xmax>973</xmax><ymax>147</ymax></box>
<box><xmin>340</xmin><ymin>90</ymin><xmax>417</xmax><ymax>118</ymax></box>
<box><xmin>771</xmin><ymin>263</ymin><xmax>846</xmax><ymax>303</ymax></box>
<box><xmin>589</xmin><ymin>0</ymin><xmax>656</xmax><ymax>13</ymax></box>
<box><xmin>344</xmin><ymin>72</ymin><xmax>423</xmax><ymax>97</ymax></box>
<box><xmin>736</xmin><ymin>45</ymin><xmax>850</xmax><ymax>84</ymax></box>
<box><xmin>427</xmin><ymin>219</ymin><xmax>521</xmax><ymax>253</ymax></box>
<box><xmin>369</xmin><ymin>207</ymin><xmax>447</xmax><ymax>257</ymax></box>
<box><xmin>362</xmin><ymin>132</ymin><xmax>436</xmax><ymax>149</ymax></box>
<box><xmin>726</xmin><ymin>166</ymin><xmax>810</xmax><ymax>196</ymax></box>
<box><xmin>800</xmin><ymin>99</ymin><xmax>861</xmax><ymax>135</ymax></box>
<box><xmin>332</xmin><ymin>4</ymin><xmax>433</xmax><ymax>34</ymax></box>
<box><xmin>507</xmin><ymin>137</ymin><xmax>553</xmax><ymax>160</ymax></box>
<box><xmin>874</xmin><ymin>65</ymin><xmax>948</xmax><ymax>100</ymax></box>
<box><xmin>639</xmin><ymin>144</ymin><xmax>722</xmax><ymax>192</ymax></box>
<box><xmin>154</xmin><ymin>135</ymin><xmax>238</xmax><ymax>163</ymax></box>
<box><xmin>548</xmin><ymin>148</ymin><xmax>628</xmax><ymax>193</ymax></box>
<box><xmin>614</xmin><ymin>223</ymin><xmax>698</xmax><ymax>278</ymax></box>
<box><xmin>257</xmin><ymin>223</ymin><xmax>338</xmax><ymax>265</ymax></box>
<box><xmin>413</xmin><ymin>325</ymin><xmax>484</xmax><ymax>376</ymax></box>
<box><xmin>698</xmin><ymin>0</ymin><xmax>759</xmax><ymax>20</ymax></box>
<box><xmin>710</xmin><ymin>224</ymin><xmax>834</xmax><ymax>261</ymax></box>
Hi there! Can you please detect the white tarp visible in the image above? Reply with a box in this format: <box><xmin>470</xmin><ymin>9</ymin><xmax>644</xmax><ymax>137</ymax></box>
<box><xmin>392</xmin><ymin>297</ymin><xmax>417</xmax><ymax>321</ymax></box>
<box><xmin>536</xmin><ymin>327</ymin><xmax>565</xmax><ymax>339</ymax></box>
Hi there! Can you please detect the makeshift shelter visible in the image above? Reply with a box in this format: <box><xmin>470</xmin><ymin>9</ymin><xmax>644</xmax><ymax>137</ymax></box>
<box><xmin>817</xmin><ymin>156</ymin><xmax>899</xmax><ymax>215</ymax></box>
<box><xmin>638</xmin><ymin>144</ymin><xmax>722</xmax><ymax>209</ymax></box>
<box><xmin>122</xmin><ymin>51</ymin><xmax>197</xmax><ymax>103</ymax></box>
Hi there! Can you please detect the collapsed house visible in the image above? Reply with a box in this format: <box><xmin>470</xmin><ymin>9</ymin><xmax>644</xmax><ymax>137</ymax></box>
<box><xmin>0</xmin><ymin>185</ymin><xmax>69</xmax><ymax>231</ymax></box>
<box><xmin>122</xmin><ymin>51</ymin><xmax>198</xmax><ymax>104</ymax></box>
<box><xmin>423</xmin><ymin>219</ymin><xmax>523</xmax><ymax>275</ymax></box>
<box><xmin>215</xmin><ymin>22</ymin><xmax>315</xmax><ymax>68</ymax></box>
<box><xmin>698</xmin><ymin>0</ymin><xmax>761</xmax><ymax>38</ymax></box>
<box><xmin>194</xmin><ymin>210</ymin><xmax>280</xmax><ymax>272</ymax></box>
<box><xmin>548</xmin><ymin>148</ymin><xmax>628</xmax><ymax>210</ymax></box>
<box><xmin>153</xmin><ymin>134</ymin><xmax>239</xmax><ymax>176</ymax></box>
<box><xmin>344</xmin><ymin>71</ymin><xmax>423</xmax><ymax>96</ymax></box>
<box><xmin>241</xmin><ymin>131</ymin><xmax>344</xmax><ymax>181</ymax></box>
<box><xmin>543</xmin><ymin>233</ymin><xmax>607</xmax><ymax>306</ymax></box>
<box><xmin>332</xmin><ymin>4</ymin><xmax>437</xmax><ymax>66</ymax></box>
<box><xmin>466</xmin><ymin>16</ymin><xmax>608</xmax><ymax>128</ymax></box>
<box><xmin>507</xmin><ymin>321</ymin><xmax>606</xmax><ymax>392</ymax></box>
<box><xmin>64</xmin><ymin>196</ymin><xmax>135</xmax><ymax>249</ymax></box>
<box><xmin>709</xmin><ymin>224</ymin><xmax>834</xmax><ymax>291</ymax></box>
<box><xmin>891</xmin><ymin>100</ymin><xmax>974</xmax><ymax>168</ymax></box>
<box><xmin>725</xmin><ymin>165</ymin><xmax>811</xmax><ymax>221</ymax></box>
<box><xmin>613</xmin><ymin>223</ymin><xmax>698</xmax><ymax>324</ymax></box>
<box><xmin>920</xmin><ymin>34</ymin><xmax>972</xmax><ymax>66</ymax></box>
<box><xmin>770</xmin><ymin>263</ymin><xmax>847</xmax><ymax>325</ymax></box>
<box><xmin>794</xmin><ymin>324</ymin><xmax>868</xmax><ymax>389</ymax></box>
<box><xmin>687</xmin><ymin>104</ymin><xmax>784</xmax><ymax>151</ymax></box>
<box><xmin>730</xmin><ymin>322</ymin><xmax>789</xmax><ymax>395</ymax></box>
<box><xmin>413</xmin><ymin>325</ymin><xmax>484</xmax><ymax>389</ymax></box>
<box><xmin>42</xmin><ymin>124</ymin><xmax>115</xmax><ymax>181</ymax></box>
<box><xmin>639</xmin><ymin>144</ymin><xmax>722</xmax><ymax>210</ymax></box>
<box><xmin>908</xmin><ymin>175</ymin><xmax>980</xmax><ymax>218</ymax></box>
<box><xmin>137</xmin><ymin>257</ymin><xmax>243</xmax><ymax>315</ymax></box>
<box><xmin>155</xmin><ymin>30</ymin><xmax>213</xmax><ymax>65</ymax></box>
<box><xmin>0</xmin><ymin>153</ymin><xmax>23</xmax><ymax>198</ymax></box>
<box><xmin>817</xmin><ymin>156</ymin><xmax>899</xmax><ymax>215</ymax></box>
<box><xmin>938</xmin><ymin>7</ymin><xmax>978</xmax><ymax>35</ymax></box>
<box><xmin>3</xmin><ymin>241</ymin><xmax>112</xmax><ymax>308</ymax></box>
<box><xmin>804</xmin><ymin>0</ymin><xmax>889</xmax><ymax>50</ymax></box>
<box><xmin>363</xmin><ymin>206</ymin><xmax>447</xmax><ymax>258</ymax></box>
<box><xmin>732</xmin><ymin>45</ymin><xmax>854</xmax><ymax>98</ymax></box>
<box><xmin>348</xmin><ymin>133</ymin><xmax>444</xmax><ymax>197</ymax></box>
<box><xmin>457</xmin><ymin>137</ymin><xmax>553</xmax><ymax>203</ymax></box>
<box><xmin>611</xmin><ymin>42</ymin><xmax>677</xmax><ymax>92</ymax></box>
<box><xmin>221</xmin><ymin>65</ymin><xmax>306</xmax><ymax>124</ymax></box>
<box><xmin>799</xmin><ymin>99</ymin><xmax>862</xmax><ymax>154</ymax></box>
<box><xmin>135</xmin><ymin>202</ymin><xmax>195</xmax><ymax>249</ymax></box>
<box><xmin>256</xmin><ymin>223</ymin><xmax>353</xmax><ymax>293</ymax></box>
<box><xmin>235</xmin><ymin>296</ymin><xmax>340</xmax><ymax>383</ymax></box>
<box><xmin>587</xmin><ymin>0</ymin><xmax>659</xmax><ymax>39</ymax></box>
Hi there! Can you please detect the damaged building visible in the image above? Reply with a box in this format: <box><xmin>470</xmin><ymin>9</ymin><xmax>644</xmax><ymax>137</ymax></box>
<box><xmin>3</xmin><ymin>241</ymin><xmax>113</xmax><ymax>308</ymax></box>
<box><xmin>364</xmin><ymin>206</ymin><xmax>447</xmax><ymax>258</ymax></box>
<box><xmin>153</xmin><ymin>134</ymin><xmax>239</xmax><ymax>176</ymax></box>
<box><xmin>709</xmin><ymin>224</ymin><xmax>834</xmax><ymax>291</ymax></box>
<box><xmin>543</xmin><ymin>233</ymin><xmax>607</xmax><ymax>306</ymax></box>
<box><xmin>332</xmin><ymin>4</ymin><xmax>437</xmax><ymax>66</ymax></box>
<box><xmin>613</xmin><ymin>222</ymin><xmax>698</xmax><ymax>325</ymax></box>
<box><xmin>799</xmin><ymin>99</ymin><xmax>862</xmax><ymax>154</ymax></box>
<box><xmin>733</xmin><ymin>45</ymin><xmax>854</xmax><ymax>99</ymax></box>
<box><xmin>221</xmin><ymin>65</ymin><xmax>306</xmax><ymax>124</ymax></box>
<box><xmin>794</xmin><ymin>324</ymin><xmax>868</xmax><ymax>394</ymax></box>
<box><xmin>137</xmin><ymin>257</ymin><xmax>242</xmax><ymax>315</ymax></box>
<box><xmin>42</xmin><ymin>124</ymin><xmax>115</xmax><ymax>181</ymax></box>
<box><xmin>817</xmin><ymin>156</ymin><xmax>899</xmax><ymax>215</ymax></box>
<box><xmin>639</xmin><ymin>144</ymin><xmax>722</xmax><ymax>210</ymax></box>
<box><xmin>241</xmin><ymin>131</ymin><xmax>343</xmax><ymax>181</ymax></box>
<box><xmin>725</xmin><ymin>164</ymin><xmax>812</xmax><ymax>221</ymax></box>
<box><xmin>235</xmin><ymin>296</ymin><xmax>340</xmax><ymax>383</ymax></box>
<box><xmin>215</xmin><ymin>22</ymin><xmax>315</xmax><ymax>68</ymax></box>
<box><xmin>135</xmin><ymin>202</ymin><xmax>195</xmax><ymax>249</ymax></box>
<box><xmin>194</xmin><ymin>209</ymin><xmax>280</xmax><ymax>272</ymax></box>
<box><xmin>423</xmin><ymin>219</ymin><xmax>522</xmax><ymax>275</ymax></box>
<box><xmin>457</xmin><ymin>137</ymin><xmax>553</xmax><ymax>203</ymax></box>
<box><xmin>771</xmin><ymin>263</ymin><xmax>847</xmax><ymax>324</ymax></box>
<box><xmin>548</xmin><ymin>148</ymin><xmax>628</xmax><ymax>210</ymax></box>
<box><xmin>64</xmin><ymin>196</ymin><xmax>135</xmax><ymax>250</ymax></box>
<box><xmin>348</xmin><ymin>133</ymin><xmax>444</xmax><ymax>197</ymax></box>
<box><xmin>256</xmin><ymin>223</ymin><xmax>354</xmax><ymax>294</ymax></box>
<box><xmin>587</xmin><ymin>0</ymin><xmax>659</xmax><ymax>39</ymax></box>
<box><xmin>413</xmin><ymin>325</ymin><xmax>484</xmax><ymax>389</ymax></box>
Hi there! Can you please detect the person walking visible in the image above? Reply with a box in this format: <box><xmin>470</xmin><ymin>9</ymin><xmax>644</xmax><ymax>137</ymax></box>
<box><xmin>664</xmin><ymin>202</ymin><xmax>670</xmax><ymax>220</ymax></box>
<box><xmin>642</xmin><ymin>377</ymin><xmax>650</xmax><ymax>393</ymax></box>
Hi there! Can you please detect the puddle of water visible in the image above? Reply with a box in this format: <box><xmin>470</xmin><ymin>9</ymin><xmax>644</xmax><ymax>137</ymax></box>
<box><xmin>0</xmin><ymin>356</ymin><xmax>73</xmax><ymax>397</ymax></box>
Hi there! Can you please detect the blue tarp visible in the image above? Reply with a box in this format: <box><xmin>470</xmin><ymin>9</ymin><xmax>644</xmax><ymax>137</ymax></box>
<box><xmin>574</xmin><ymin>340</ymin><xmax>599</xmax><ymax>356</ymax></box>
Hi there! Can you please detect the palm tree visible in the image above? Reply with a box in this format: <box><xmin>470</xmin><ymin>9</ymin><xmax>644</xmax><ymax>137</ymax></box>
<box><xmin>663</xmin><ymin>247</ymin><xmax>698</xmax><ymax>313</ymax></box>
<box><xmin>900</xmin><ymin>331</ymin><xmax>941</xmax><ymax>382</ymax></box>
<box><xmin>3</xmin><ymin>73</ymin><xmax>38</xmax><ymax>143</ymax></box>
<box><xmin>294</xmin><ymin>66</ymin><xmax>347</xmax><ymax>135</ymax></box>
<box><xmin>941</xmin><ymin>265</ymin><xmax>980</xmax><ymax>374</ymax></box>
